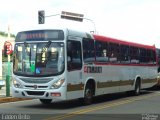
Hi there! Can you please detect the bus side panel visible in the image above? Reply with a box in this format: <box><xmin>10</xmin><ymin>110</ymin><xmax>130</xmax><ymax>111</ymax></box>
<box><xmin>141</xmin><ymin>66</ymin><xmax>158</xmax><ymax>89</ymax></box>
<box><xmin>94</xmin><ymin>65</ymin><xmax>134</xmax><ymax>95</ymax></box>
<box><xmin>87</xmin><ymin>65</ymin><xmax>157</xmax><ymax>96</ymax></box>
<box><xmin>66</xmin><ymin>70</ymin><xmax>84</xmax><ymax>100</ymax></box>
<box><xmin>85</xmin><ymin>65</ymin><xmax>120</xmax><ymax>96</ymax></box>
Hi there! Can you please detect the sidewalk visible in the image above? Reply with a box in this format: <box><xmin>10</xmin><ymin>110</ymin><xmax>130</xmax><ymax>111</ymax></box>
<box><xmin>0</xmin><ymin>83</ymin><xmax>29</xmax><ymax>103</ymax></box>
<box><xmin>0</xmin><ymin>87</ymin><xmax>30</xmax><ymax>103</ymax></box>
<box><xmin>0</xmin><ymin>95</ymin><xmax>31</xmax><ymax>103</ymax></box>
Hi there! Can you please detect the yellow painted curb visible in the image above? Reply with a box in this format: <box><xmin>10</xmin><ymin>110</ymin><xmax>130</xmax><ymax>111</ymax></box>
<box><xmin>0</xmin><ymin>97</ymin><xmax>31</xmax><ymax>103</ymax></box>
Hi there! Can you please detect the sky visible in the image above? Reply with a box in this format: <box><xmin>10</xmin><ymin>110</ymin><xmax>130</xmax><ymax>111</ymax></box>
<box><xmin>0</xmin><ymin>0</ymin><xmax>160</xmax><ymax>48</ymax></box>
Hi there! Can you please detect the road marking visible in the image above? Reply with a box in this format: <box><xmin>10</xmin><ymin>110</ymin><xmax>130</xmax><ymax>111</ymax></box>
<box><xmin>45</xmin><ymin>92</ymin><xmax>160</xmax><ymax>120</ymax></box>
<box><xmin>48</xmin><ymin>100</ymin><xmax>132</xmax><ymax>120</ymax></box>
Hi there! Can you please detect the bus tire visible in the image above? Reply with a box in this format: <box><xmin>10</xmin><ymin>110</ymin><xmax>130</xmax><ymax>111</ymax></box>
<box><xmin>39</xmin><ymin>99</ymin><xmax>52</xmax><ymax>104</ymax></box>
<box><xmin>83</xmin><ymin>84</ymin><xmax>94</xmax><ymax>105</ymax></box>
<box><xmin>134</xmin><ymin>80</ymin><xmax>141</xmax><ymax>96</ymax></box>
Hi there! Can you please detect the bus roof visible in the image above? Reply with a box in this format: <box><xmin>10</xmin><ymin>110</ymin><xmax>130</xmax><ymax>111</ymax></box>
<box><xmin>93</xmin><ymin>35</ymin><xmax>155</xmax><ymax>50</ymax></box>
<box><xmin>15</xmin><ymin>28</ymin><xmax>156</xmax><ymax>50</ymax></box>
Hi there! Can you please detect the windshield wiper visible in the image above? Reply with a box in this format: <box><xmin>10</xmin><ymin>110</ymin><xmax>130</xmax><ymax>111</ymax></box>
<box><xmin>42</xmin><ymin>40</ymin><xmax>51</xmax><ymax>53</ymax></box>
<box><xmin>24</xmin><ymin>42</ymin><xmax>29</xmax><ymax>48</ymax></box>
<box><xmin>24</xmin><ymin>42</ymin><xmax>32</xmax><ymax>67</ymax></box>
<box><xmin>41</xmin><ymin>41</ymin><xmax>52</xmax><ymax>64</ymax></box>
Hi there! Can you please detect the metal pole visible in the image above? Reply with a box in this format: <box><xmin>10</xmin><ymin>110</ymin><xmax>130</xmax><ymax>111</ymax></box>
<box><xmin>6</xmin><ymin>54</ymin><xmax>11</xmax><ymax>97</ymax></box>
<box><xmin>45</xmin><ymin>14</ymin><xmax>60</xmax><ymax>18</ymax></box>
<box><xmin>6</xmin><ymin>26</ymin><xmax>11</xmax><ymax>97</ymax></box>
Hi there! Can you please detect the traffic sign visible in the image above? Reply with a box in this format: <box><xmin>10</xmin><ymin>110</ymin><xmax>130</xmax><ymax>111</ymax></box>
<box><xmin>61</xmin><ymin>11</ymin><xmax>84</xmax><ymax>22</ymax></box>
<box><xmin>4</xmin><ymin>41</ymin><xmax>12</xmax><ymax>55</ymax></box>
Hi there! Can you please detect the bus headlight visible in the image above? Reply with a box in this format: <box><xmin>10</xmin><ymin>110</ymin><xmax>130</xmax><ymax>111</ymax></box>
<box><xmin>13</xmin><ymin>79</ymin><xmax>22</xmax><ymax>88</ymax></box>
<box><xmin>51</xmin><ymin>79</ymin><xmax>65</xmax><ymax>89</ymax></box>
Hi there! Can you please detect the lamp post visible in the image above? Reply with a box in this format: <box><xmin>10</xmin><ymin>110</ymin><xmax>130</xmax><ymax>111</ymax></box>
<box><xmin>45</xmin><ymin>14</ymin><xmax>60</xmax><ymax>18</ymax></box>
<box><xmin>4</xmin><ymin>41</ymin><xmax>12</xmax><ymax>97</ymax></box>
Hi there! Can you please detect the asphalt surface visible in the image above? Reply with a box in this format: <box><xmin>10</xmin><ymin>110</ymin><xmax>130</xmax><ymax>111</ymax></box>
<box><xmin>0</xmin><ymin>88</ymin><xmax>160</xmax><ymax>120</ymax></box>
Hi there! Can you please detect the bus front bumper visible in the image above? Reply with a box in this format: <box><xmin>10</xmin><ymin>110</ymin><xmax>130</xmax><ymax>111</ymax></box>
<box><xmin>12</xmin><ymin>87</ymin><xmax>66</xmax><ymax>101</ymax></box>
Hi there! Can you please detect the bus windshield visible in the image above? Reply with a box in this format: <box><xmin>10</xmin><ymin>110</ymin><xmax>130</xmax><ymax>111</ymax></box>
<box><xmin>13</xmin><ymin>42</ymin><xmax>65</xmax><ymax>77</ymax></box>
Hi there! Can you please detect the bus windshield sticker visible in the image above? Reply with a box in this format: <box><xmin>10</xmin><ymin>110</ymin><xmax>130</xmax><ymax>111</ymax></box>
<box><xmin>36</xmin><ymin>68</ymin><xmax>41</xmax><ymax>74</ymax></box>
<box><xmin>30</xmin><ymin>61</ymin><xmax>35</xmax><ymax>73</ymax></box>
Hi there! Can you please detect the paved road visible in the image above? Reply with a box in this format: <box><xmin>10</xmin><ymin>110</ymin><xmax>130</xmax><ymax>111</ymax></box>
<box><xmin>0</xmin><ymin>89</ymin><xmax>160</xmax><ymax>120</ymax></box>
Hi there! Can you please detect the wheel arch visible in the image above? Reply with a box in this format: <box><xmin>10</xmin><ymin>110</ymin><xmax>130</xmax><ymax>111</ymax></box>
<box><xmin>83</xmin><ymin>78</ymin><xmax>96</xmax><ymax>97</ymax></box>
<box><xmin>134</xmin><ymin>75</ymin><xmax>142</xmax><ymax>88</ymax></box>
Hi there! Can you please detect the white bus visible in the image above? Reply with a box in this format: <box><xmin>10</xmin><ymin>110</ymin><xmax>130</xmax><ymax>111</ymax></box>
<box><xmin>12</xmin><ymin>28</ymin><xmax>158</xmax><ymax>104</ymax></box>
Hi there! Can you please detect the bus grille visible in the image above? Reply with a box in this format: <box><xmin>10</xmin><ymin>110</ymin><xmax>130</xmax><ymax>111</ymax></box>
<box><xmin>26</xmin><ymin>91</ymin><xmax>45</xmax><ymax>96</ymax></box>
<box><xmin>25</xmin><ymin>85</ymin><xmax>48</xmax><ymax>89</ymax></box>
<box><xmin>20</xmin><ymin>78</ymin><xmax>53</xmax><ymax>84</ymax></box>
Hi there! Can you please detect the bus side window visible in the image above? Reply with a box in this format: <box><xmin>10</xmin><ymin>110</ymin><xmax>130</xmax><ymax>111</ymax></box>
<box><xmin>108</xmin><ymin>43</ymin><xmax>120</xmax><ymax>63</ymax></box>
<box><xmin>83</xmin><ymin>38</ymin><xmax>95</xmax><ymax>62</ymax></box>
<box><xmin>67</xmin><ymin>40</ymin><xmax>82</xmax><ymax>71</ymax></box>
<box><xmin>146</xmin><ymin>49</ymin><xmax>156</xmax><ymax>64</ymax></box>
<box><xmin>120</xmin><ymin>45</ymin><xmax>130</xmax><ymax>63</ymax></box>
<box><xmin>139</xmin><ymin>48</ymin><xmax>147</xmax><ymax>64</ymax></box>
<box><xmin>130</xmin><ymin>46</ymin><xmax>139</xmax><ymax>64</ymax></box>
<box><xmin>95</xmin><ymin>41</ymin><xmax>109</xmax><ymax>62</ymax></box>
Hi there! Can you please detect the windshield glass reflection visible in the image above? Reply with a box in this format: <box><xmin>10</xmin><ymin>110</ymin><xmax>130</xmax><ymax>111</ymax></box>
<box><xmin>13</xmin><ymin>42</ymin><xmax>64</xmax><ymax>77</ymax></box>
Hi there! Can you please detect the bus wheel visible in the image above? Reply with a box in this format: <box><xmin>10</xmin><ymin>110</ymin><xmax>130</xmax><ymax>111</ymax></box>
<box><xmin>39</xmin><ymin>99</ymin><xmax>52</xmax><ymax>104</ymax></box>
<box><xmin>134</xmin><ymin>80</ymin><xmax>141</xmax><ymax>96</ymax></box>
<box><xmin>83</xmin><ymin>84</ymin><xmax>93</xmax><ymax>105</ymax></box>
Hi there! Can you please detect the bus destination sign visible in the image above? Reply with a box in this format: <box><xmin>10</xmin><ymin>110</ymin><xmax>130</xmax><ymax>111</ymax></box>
<box><xmin>15</xmin><ymin>30</ymin><xmax>64</xmax><ymax>42</ymax></box>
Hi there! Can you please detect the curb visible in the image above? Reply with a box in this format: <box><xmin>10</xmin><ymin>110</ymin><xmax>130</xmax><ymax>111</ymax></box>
<box><xmin>0</xmin><ymin>97</ymin><xmax>31</xmax><ymax>103</ymax></box>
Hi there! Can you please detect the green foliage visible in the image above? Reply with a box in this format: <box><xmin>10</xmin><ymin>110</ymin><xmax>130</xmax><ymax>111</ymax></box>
<box><xmin>0</xmin><ymin>31</ymin><xmax>15</xmax><ymax>38</ymax></box>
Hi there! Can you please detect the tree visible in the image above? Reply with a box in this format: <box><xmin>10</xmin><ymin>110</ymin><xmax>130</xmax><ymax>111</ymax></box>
<box><xmin>0</xmin><ymin>31</ymin><xmax>15</xmax><ymax>38</ymax></box>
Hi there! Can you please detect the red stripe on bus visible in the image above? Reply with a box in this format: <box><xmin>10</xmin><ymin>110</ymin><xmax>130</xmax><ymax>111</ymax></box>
<box><xmin>93</xmin><ymin>35</ymin><xmax>155</xmax><ymax>50</ymax></box>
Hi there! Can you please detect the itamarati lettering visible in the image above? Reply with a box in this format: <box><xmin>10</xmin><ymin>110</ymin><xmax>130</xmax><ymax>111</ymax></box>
<box><xmin>86</xmin><ymin>66</ymin><xmax>102</xmax><ymax>73</ymax></box>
